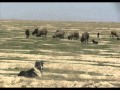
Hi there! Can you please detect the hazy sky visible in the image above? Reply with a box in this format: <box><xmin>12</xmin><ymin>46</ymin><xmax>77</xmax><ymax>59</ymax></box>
<box><xmin>0</xmin><ymin>2</ymin><xmax>120</xmax><ymax>22</ymax></box>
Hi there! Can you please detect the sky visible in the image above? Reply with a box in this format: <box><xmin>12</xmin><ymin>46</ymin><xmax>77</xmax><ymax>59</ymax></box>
<box><xmin>0</xmin><ymin>2</ymin><xmax>120</xmax><ymax>22</ymax></box>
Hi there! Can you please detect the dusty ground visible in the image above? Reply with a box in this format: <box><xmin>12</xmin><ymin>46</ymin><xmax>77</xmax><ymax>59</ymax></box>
<box><xmin>0</xmin><ymin>20</ymin><xmax>120</xmax><ymax>88</ymax></box>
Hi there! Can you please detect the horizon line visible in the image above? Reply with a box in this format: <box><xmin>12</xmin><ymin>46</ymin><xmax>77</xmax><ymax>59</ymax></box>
<box><xmin>0</xmin><ymin>18</ymin><xmax>120</xmax><ymax>23</ymax></box>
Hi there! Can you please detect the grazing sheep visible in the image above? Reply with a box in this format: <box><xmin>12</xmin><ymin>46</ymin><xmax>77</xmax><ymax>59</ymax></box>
<box><xmin>111</xmin><ymin>31</ymin><xmax>118</xmax><ymax>38</ymax></box>
<box><xmin>92</xmin><ymin>39</ymin><xmax>98</xmax><ymax>44</ymax></box>
<box><xmin>32</xmin><ymin>28</ymin><xmax>39</xmax><ymax>36</ymax></box>
<box><xmin>52</xmin><ymin>30</ymin><xmax>65</xmax><ymax>39</ymax></box>
<box><xmin>68</xmin><ymin>35</ymin><xmax>72</xmax><ymax>40</ymax></box>
<box><xmin>25</xmin><ymin>29</ymin><xmax>30</xmax><ymax>38</ymax></box>
<box><xmin>36</xmin><ymin>28</ymin><xmax>48</xmax><ymax>37</ymax></box>
<box><xmin>68</xmin><ymin>31</ymin><xmax>79</xmax><ymax>40</ymax></box>
<box><xmin>81</xmin><ymin>32</ymin><xmax>89</xmax><ymax>43</ymax></box>
<box><xmin>18</xmin><ymin>60</ymin><xmax>44</xmax><ymax>78</ymax></box>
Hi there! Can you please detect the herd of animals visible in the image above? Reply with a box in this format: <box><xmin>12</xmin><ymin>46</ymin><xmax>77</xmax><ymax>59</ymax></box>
<box><xmin>18</xmin><ymin>28</ymin><xmax>120</xmax><ymax>78</ymax></box>
<box><xmin>25</xmin><ymin>28</ymin><xmax>120</xmax><ymax>44</ymax></box>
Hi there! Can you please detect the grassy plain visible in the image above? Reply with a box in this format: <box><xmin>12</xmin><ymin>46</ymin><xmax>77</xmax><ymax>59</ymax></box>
<box><xmin>0</xmin><ymin>20</ymin><xmax>120</xmax><ymax>87</ymax></box>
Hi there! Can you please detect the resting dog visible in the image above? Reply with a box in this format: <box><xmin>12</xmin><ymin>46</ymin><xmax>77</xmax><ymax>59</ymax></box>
<box><xmin>18</xmin><ymin>60</ymin><xmax>44</xmax><ymax>78</ymax></box>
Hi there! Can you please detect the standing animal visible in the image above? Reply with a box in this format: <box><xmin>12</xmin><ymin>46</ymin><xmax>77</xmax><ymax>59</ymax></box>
<box><xmin>18</xmin><ymin>60</ymin><xmax>44</xmax><ymax>78</ymax></box>
<box><xmin>97</xmin><ymin>32</ymin><xmax>100</xmax><ymax>38</ymax></box>
<box><xmin>32</xmin><ymin>28</ymin><xmax>39</xmax><ymax>36</ymax></box>
<box><xmin>80</xmin><ymin>32</ymin><xmax>89</xmax><ymax>43</ymax></box>
<box><xmin>25</xmin><ymin>29</ymin><xmax>30</xmax><ymax>38</ymax></box>
<box><xmin>111</xmin><ymin>31</ymin><xmax>118</xmax><ymax>38</ymax></box>
<box><xmin>36</xmin><ymin>28</ymin><xmax>48</xmax><ymax>37</ymax></box>
<box><xmin>52</xmin><ymin>30</ymin><xmax>65</xmax><ymax>39</ymax></box>
<box><xmin>92</xmin><ymin>39</ymin><xmax>98</xmax><ymax>44</ymax></box>
<box><xmin>68</xmin><ymin>31</ymin><xmax>79</xmax><ymax>40</ymax></box>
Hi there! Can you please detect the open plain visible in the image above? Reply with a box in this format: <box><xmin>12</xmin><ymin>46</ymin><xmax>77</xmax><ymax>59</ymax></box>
<box><xmin>0</xmin><ymin>20</ymin><xmax>120</xmax><ymax>88</ymax></box>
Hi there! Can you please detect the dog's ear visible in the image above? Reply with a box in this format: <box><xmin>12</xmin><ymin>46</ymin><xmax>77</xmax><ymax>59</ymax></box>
<box><xmin>35</xmin><ymin>60</ymin><xmax>39</xmax><ymax>65</ymax></box>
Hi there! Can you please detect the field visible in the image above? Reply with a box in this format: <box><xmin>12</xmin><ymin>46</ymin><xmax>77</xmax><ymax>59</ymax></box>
<box><xmin>0</xmin><ymin>20</ymin><xmax>120</xmax><ymax>88</ymax></box>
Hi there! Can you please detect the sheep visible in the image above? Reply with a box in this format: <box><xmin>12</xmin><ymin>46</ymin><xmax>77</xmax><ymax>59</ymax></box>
<box><xmin>52</xmin><ymin>30</ymin><xmax>65</xmax><ymax>39</ymax></box>
<box><xmin>111</xmin><ymin>31</ymin><xmax>118</xmax><ymax>38</ymax></box>
<box><xmin>68</xmin><ymin>31</ymin><xmax>79</xmax><ymax>40</ymax></box>
<box><xmin>80</xmin><ymin>32</ymin><xmax>89</xmax><ymax>43</ymax></box>
<box><xmin>36</xmin><ymin>28</ymin><xmax>48</xmax><ymax>37</ymax></box>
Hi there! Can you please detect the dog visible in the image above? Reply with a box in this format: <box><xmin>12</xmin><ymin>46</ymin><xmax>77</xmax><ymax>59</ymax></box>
<box><xmin>18</xmin><ymin>60</ymin><xmax>44</xmax><ymax>78</ymax></box>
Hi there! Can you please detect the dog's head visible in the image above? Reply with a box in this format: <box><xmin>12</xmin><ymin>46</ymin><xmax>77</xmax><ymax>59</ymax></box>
<box><xmin>35</xmin><ymin>60</ymin><xmax>44</xmax><ymax>71</ymax></box>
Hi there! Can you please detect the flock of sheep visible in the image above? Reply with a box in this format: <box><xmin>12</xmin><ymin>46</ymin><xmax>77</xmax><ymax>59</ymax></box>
<box><xmin>25</xmin><ymin>28</ymin><xmax>97</xmax><ymax>44</ymax></box>
<box><xmin>25</xmin><ymin>28</ymin><xmax>119</xmax><ymax>44</ymax></box>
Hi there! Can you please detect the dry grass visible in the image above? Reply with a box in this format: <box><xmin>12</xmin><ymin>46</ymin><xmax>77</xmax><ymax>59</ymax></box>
<box><xmin>0</xmin><ymin>20</ymin><xmax>120</xmax><ymax>88</ymax></box>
